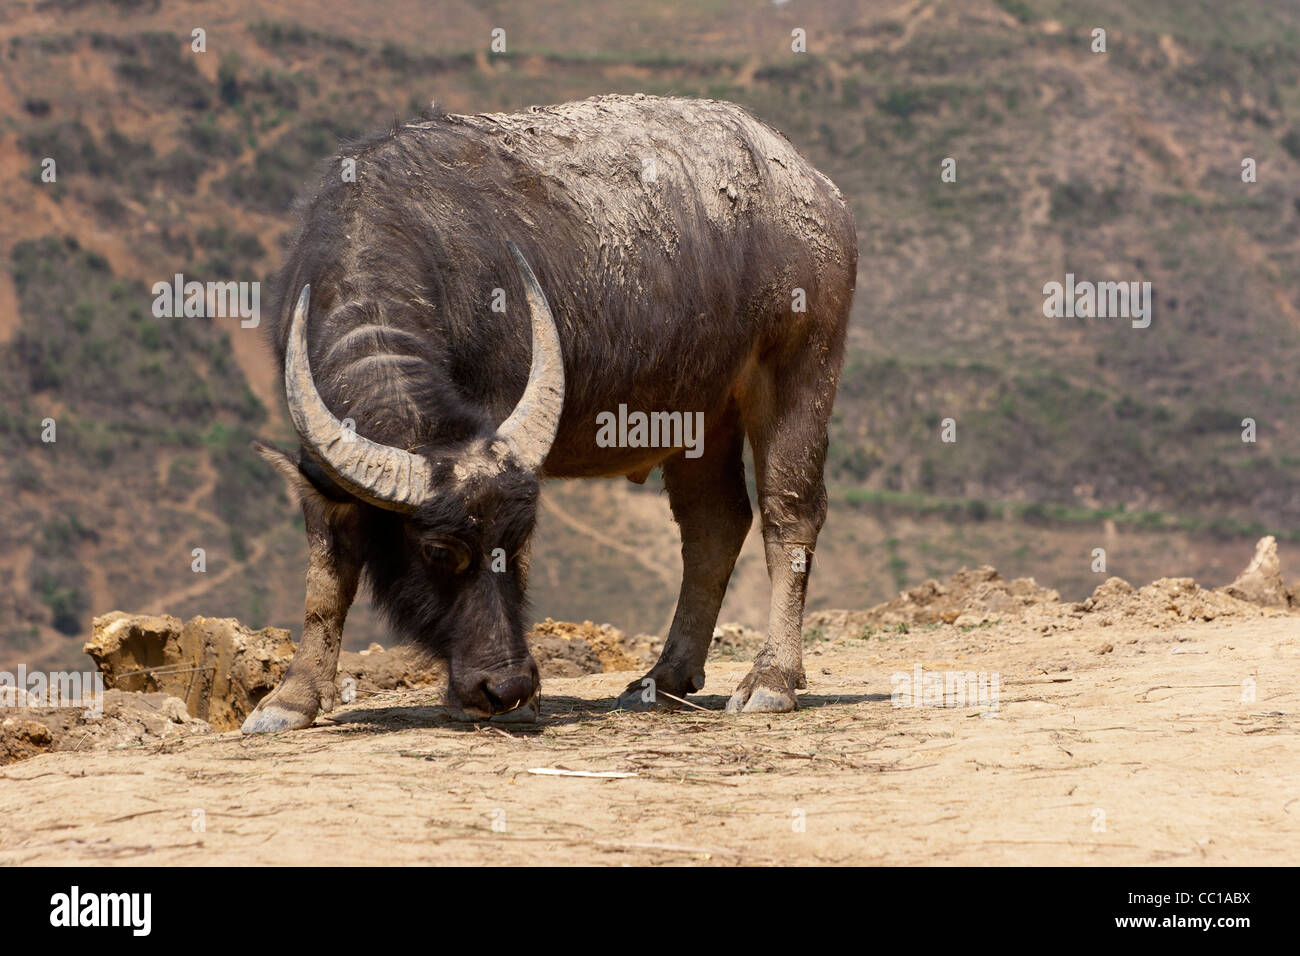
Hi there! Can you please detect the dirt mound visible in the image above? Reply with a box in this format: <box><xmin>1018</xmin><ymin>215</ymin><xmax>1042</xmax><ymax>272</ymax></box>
<box><xmin>1</xmin><ymin>689</ymin><xmax>210</xmax><ymax>766</ymax></box>
<box><xmin>1081</xmin><ymin>575</ymin><xmax>1266</xmax><ymax>626</ymax></box>
<box><xmin>809</xmin><ymin>538</ymin><xmax>1294</xmax><ymax>640</ymax></box>
<box><xmin>85</xmin><ymin>613</ymin><xmax>296</xmax><ymax>731</ymax></box>
<box><xmin>710</xmin><ymin>622</ymin><xmax>765</xmax><ymax>658</ymax></box>
<box><xmin>0</xmin><ymin>719</ymin><xmax>50</xmax><ymax>765</ymax></box>
<box><xmin>527</xmin><ymin>619</ymin><xmax>660</xmax><ymax>676</ymax></box>
<box><xmin>808</xmin><ymin>565</ymin><xmax>1060</xmax><ymax>637</ymax></box>
<box><xmin>337</xmin><ymin>644</ymin><xmax>443</xmax><ymax>695</ymax></box>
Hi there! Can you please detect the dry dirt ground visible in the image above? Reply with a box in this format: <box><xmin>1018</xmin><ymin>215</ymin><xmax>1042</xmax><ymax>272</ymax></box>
<box><xmin>1</xmin><ymin>611</ymin><xmax>1296</xmax><ymax>865</ymax></box>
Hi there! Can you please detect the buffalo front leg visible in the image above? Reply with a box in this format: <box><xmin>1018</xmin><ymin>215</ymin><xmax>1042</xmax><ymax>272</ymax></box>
<box><xmin>242</xmin><ymin>498</ymin><xmax>361</xmax><ymax>734</ymax></box>
<box><xmin>615</xmin><ymin>411</ymin><xmax>751</xmax><ymax>710</ymax></box>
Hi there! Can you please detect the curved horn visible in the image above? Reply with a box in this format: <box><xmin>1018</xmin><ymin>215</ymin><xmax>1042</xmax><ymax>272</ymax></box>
<box><xmin>494</xmin><ymin>241</ymin><xmax>565</xmax><ymax>470</ymax></box>
<box><xmin>283</xmin><ymin>285</ymin><xmax>433</xmax><ymax>512</ymax></box>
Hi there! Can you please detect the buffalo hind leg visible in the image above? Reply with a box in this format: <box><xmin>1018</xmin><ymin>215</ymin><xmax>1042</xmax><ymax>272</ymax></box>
<box><xmin>728</xmin><ymin>353</ymin><xmax>838</xmax><ymax>713</ymax></box>
<box><xmin>614</xmin><ymin>412</ymin><xmax>751</xmax><ymax>710</ymax></box>
<box><xmin>242</xmin><ymin>445</ymin><xmax>362</xmax><ymax>734</ymax></box>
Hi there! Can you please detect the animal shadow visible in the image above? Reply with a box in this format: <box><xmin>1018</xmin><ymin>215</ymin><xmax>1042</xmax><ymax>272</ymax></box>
<box><xmin>321</xmin><ymin>690</ymin><xmax>887</xmax><ymax>735</ymax></box>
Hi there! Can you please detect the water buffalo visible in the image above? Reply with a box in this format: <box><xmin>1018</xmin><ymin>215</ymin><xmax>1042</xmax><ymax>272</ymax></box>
<box><xmin>242</xmin><ymin>93</ymin><xmax>856</xmax><ymax>733</ymax></box>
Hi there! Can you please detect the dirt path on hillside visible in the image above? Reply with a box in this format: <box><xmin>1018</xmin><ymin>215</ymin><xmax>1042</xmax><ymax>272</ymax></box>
<box><xmin>142</xmin><ymin>536</ymin><xmax>268</xmax><ymax>617</ymax></box>
<box><xmin>143</xmin><ymin>452</ymin><xmax>271</xmax><ymax>615</ymax></box>
<box><xmin>544</xmin><ymin>492</ymin><xmax>679</xmax><ymax>591</ymax></box>
<box><xmin>1</xmin><ymin>613</ymin><xmax>1295</xmax><ymax>865</ymax></box>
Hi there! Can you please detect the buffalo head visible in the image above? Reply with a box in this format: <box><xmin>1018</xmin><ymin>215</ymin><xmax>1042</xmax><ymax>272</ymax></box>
<box><xmin>278</xmin><ymin>242</ymin><xmax>563</xmax><ymax>719</ymax></box>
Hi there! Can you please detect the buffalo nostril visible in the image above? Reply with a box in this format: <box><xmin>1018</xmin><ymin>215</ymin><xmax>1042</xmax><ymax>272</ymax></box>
<box><xmin>483</xmin><ymin>675</ymin><xmax>536</xmax><ymax>713</ymax></box>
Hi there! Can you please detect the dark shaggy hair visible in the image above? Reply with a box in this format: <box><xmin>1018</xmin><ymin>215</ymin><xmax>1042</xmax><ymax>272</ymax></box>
<box><xmin>263</xmin><ymin>94</ymin><xmax>851</xmax><ymax>460</ymax></box>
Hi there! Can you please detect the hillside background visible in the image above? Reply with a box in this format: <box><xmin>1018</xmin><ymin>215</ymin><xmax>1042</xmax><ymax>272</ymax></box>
<box><xmin>2</xmin><ymin>0</ymin><xmax>1298</xmax><ymax>670</ymax></box>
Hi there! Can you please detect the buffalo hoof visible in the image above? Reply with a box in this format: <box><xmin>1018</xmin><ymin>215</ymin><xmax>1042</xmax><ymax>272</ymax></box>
<box><xmin>725</xmin><ymin>666</ymin><xmax>798</xmax><ymax>714</ymax></box>
<box><xmin>241</xmin><ymin>700</ymin><xmax>318</xmax><ymax>734</ymax></box>
<box><xmin>241</xmin><ymin>673</ymin><xmax>335</xmax><ymax>734</ymax></box>
<box><xmin>611</xmin><ymin>670</ymin><xmax>704</xmax><ymax>712</ymax></box>
<box><xmin>611</xmin><ymin>686</ymin><xmax>678</xmax><ymax>712</ymax></box>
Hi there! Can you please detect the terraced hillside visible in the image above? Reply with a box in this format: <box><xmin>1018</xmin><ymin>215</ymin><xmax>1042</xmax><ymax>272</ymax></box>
<box><xmin>1</xmin><ymin>0</ymin><xmax>1298</xmax><ymax>669</ymax></box>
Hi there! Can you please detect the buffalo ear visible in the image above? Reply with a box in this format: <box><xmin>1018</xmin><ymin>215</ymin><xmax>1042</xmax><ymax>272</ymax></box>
<box><xmin>253</xmin><ymin>440</ymin><xmax>333</xmax><ymax>507</ymax></box>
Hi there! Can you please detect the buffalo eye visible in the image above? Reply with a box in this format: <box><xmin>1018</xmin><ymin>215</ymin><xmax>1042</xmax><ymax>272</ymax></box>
<box><xmin>421</xmin><ymin>537</ymin><xmax>472</xmax><ymax>574</ymax></box>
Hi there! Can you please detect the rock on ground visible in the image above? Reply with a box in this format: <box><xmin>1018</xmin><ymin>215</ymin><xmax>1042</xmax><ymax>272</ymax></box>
<box><xmin>86</xmin><ymin>613</ymin><xmax>296</xmax><ymax>731</ymax></box>
<box><xmin>0</xmin><ymin>689</ymin><xmax>209</xmax><ymax>766</ymax></box>
<box><xmin>1219</xmin><ymin>535</ymin><xmax>1294</xmax><ymax>609</ymax></box>
<box><xmin>0</xmin><ymin>719</ymin><xmax>51</xmax><ymax>765</ymax></box>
